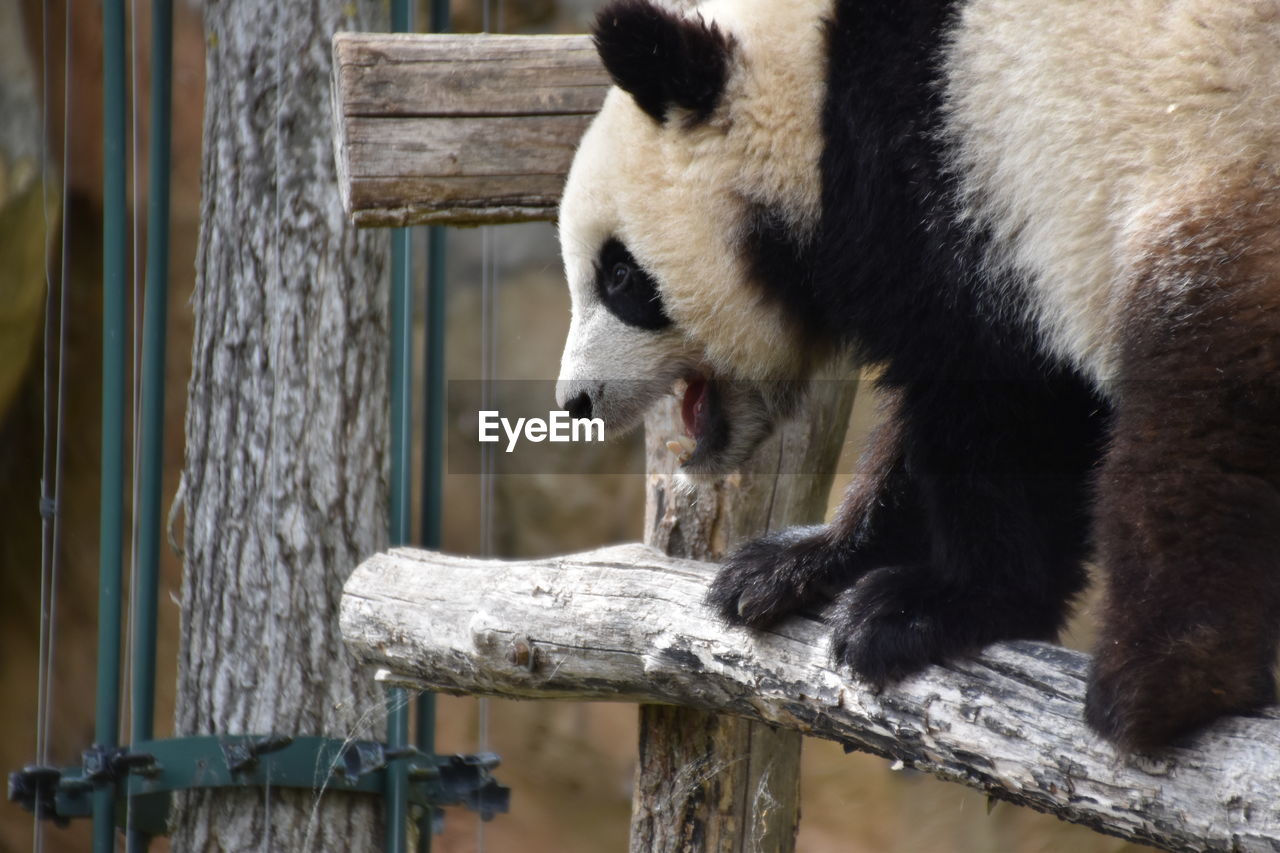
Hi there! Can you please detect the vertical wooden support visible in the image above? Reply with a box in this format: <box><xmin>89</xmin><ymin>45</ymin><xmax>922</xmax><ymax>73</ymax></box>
<box><xmin>634</xmin><ymin>382</ymin><xmax>856</xmax><ymax>852</ymax></box>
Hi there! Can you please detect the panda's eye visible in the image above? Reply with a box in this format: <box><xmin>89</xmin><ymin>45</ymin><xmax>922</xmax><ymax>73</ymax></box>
<box><xmin>595</xmin><ymin>237</ymin><xmax>671</xmax><ymax>331</ymax></box>
<box><xmin>610</xmin><ymin>262</ymin><xmax>632</xmax><ymax>290</ymax></box>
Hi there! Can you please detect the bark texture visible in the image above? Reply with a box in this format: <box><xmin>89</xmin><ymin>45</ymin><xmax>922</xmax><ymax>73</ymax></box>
<box><xmin>173</xmin><ymin>0</ymin><xmax>390</xmax><ymax>847</ymax></box>
<box><xmin>631</xmin><ymin>384</ymin><xmax>855</xmax><ymax>853</ymax></box>
<box><xmin>342</xmin><ymin>544</ymin><xmax>1280</xmax><ymax>853</ymax></box>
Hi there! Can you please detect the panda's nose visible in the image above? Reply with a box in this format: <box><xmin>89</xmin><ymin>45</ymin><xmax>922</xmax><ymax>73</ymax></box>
<box><xmin>565</xmin><ymin>391</ymin><xmax>593</xmax><ymax>421</ymax></box>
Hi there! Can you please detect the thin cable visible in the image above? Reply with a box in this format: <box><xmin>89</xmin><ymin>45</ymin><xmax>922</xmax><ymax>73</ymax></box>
<box><xmin>42</xmin><ymin>0</ymin><xmax>75</xmax><ymax>786</ymax></box>
<box><xmin>36</xmin><ymin>0</ymin><xmax>53</xmax><ymax>776</ymax></box>
<box><xmin>477</xmin><ymin>237</ymin><xmax>493</xmax><ymax>852</ymax></box>
<box><xmin>478</xmin><ymin>227</ymin><xmax>496</xmax><ymax>813</ymax></box>
<box><xmin>36</xmin><ymin>0</ymin><xmax>76</xmax><ymax>799</ymax></box>
<box><xmin>124</xmin><ymin>0</ymin><xmax>143</xmax><ymax>835</ymax></box>
<box><xmin>34</xmin><ymin>1</ymin><xmax>56</xmax><ymax>848</ymax></box>
<box><xmin>479</xmin><ymin>227</ymin><xmax>495</xmax><ymax>562</ymax></box>
<box><xmin>46</xmin><ymin>0</ymin><xmax>74</xmax><ymax>765</ymax></box>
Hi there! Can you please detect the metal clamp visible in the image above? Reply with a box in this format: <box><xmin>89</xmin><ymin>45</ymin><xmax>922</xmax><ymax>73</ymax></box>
<box><xmin>8</xmin><ymin>735</ymin><xmax>510</xmax><ymax>835</ymax></box>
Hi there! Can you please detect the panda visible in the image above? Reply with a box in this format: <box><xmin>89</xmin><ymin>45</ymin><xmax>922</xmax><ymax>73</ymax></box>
<box><xmin>554</xmin><ymin>0</ymin><xmax>1280</xmax><ymax>751</ymax></box>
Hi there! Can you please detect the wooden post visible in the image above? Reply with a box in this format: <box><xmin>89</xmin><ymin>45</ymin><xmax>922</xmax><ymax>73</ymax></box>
<box><xmin>632</xmin><ymin>389</ymin><xmax>854</xmax><ymax>853</ymax></box>
<box><xmin>331</xmin><ymin>32</ymin><xmax>854</xmax><ymax>851</ymax></box>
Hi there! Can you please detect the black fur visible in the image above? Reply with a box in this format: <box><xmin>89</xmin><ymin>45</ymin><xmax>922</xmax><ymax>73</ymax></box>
<box><xmin>712</xmin><ymin>0</ymin><xmax>1114</xmax><ymax>718</ymax></box>
<box><xmin>1083</xmin><ymin>190</ymin><xmax>1280</xmax><ymax>751</ymax></box>
<box><xmin>740</xmin><ymin>203</ymin><xmax>830</xmax><ymax>357</ymax></box>
<box><xmin>710</xmin><ymin>397</ymin><xmax>927</xmax><ymax>626</ymax></box>
<box><xmin>589</xmin><ymin>0</ymin><xmax>1279</xmax><ymax>751</ymax></box>
<box><xmin>592</xmin><ymin>0</ymin><xmax>734</xmax><ymax>124</ymax></box>
<box><xmin>596</xmin><ymin>238</ymin><xmax>672</xmax><ymax>330</ymax></box>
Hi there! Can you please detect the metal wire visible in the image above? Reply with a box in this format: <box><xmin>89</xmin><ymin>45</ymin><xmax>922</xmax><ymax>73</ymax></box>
<box><xmin>34</xmin><ymin>0</ymin><xmax>74</xmax><ymax>847</ymax></box>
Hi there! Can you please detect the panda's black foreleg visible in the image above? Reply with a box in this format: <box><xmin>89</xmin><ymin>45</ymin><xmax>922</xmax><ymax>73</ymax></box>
<box><xmin>1085</xmin><ymin>244</ymin><xmax>1280</xmax><ymax>751</ymax></box>
<box><xmin>828</xmin><ymin>377</ymin><xmax>1103</xmax><ymax>686</ymax></box>
<box><xmin>707</xmin><ymin>387</ymin><xmax>927</xmax><ymax>628</ymax></box>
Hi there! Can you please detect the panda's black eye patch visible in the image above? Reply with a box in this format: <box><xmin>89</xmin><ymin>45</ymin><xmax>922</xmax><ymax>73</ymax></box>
<box><xmin>596</xmin><ymin>238</ymin><xmax>672</xmax><ymax>330</ymax></box>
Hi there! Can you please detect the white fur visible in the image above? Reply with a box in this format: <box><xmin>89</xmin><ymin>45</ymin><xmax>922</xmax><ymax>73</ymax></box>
<box><xmin>557</xmin><ymin>0</ymin><xmax>833</xmax><ymax>385</ymax></box>
<box><xmin>558</xmin><ymin>0</ymin><xmax>1280</xmax><ymax>420</ymax></box>
<box><xmin>942</xmin><ymin>0</ymin><xmax>1280</xmax><ymax>385</ymax></box>
<box><xmin>554</xmin><ymin>305</ymin><xmax>698</xmax><ymax>435</ymax></box>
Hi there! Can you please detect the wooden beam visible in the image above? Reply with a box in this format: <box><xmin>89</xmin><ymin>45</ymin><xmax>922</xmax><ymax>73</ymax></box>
<box><xmin>331</xmin><ymin>33</ymin><xmax>609</xmax><ymax>227</ymax></box>
<box><xmin>342</xmin><ymin>544</ymin><xmax>1280</xmax><ymax>853</ymax></box>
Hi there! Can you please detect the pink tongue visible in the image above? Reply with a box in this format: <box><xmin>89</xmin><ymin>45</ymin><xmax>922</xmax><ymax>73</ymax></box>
<box><xmin>682</xmin><ymin>378</ymin><xmax>707</xmax><ymax>438</ymax></box>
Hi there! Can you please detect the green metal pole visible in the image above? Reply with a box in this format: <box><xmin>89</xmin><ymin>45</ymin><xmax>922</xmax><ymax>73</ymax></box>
<box><xmin>428</xmin><ymin>0</ymin><xmax>450</xmax><ymax>42</ymax></box>
<box><xmin>385</xmin><ymin>2</ymin><xmax>414</xmax><ymax>849</ymax></box>
<box><xmin>386</xmin><ymin>224</ymin><xmax>412</xmax><ymax>853</ymax></box>
<box><xmin>96</xmin><ymin>0</ymin><xmax>128</xmax><ymax>846</ymax></box>
<box><xmin>126</xmin><ymin>0</ymin><xmax>173</xmax><ymax>848</ymax></box>
<box><xmin>413</xmin><ymin>226</ymin><xmax>445</xmax><ymax>853</ymax></box>
<box><xmin>416</xmin><ymin>6</ymin><xmax>449</xmax><ymax>849</ymax></box>
<box><xmin>420</xmin><ymin>228</ymin><xmax>445</xmax><ymax>551</ymax></box>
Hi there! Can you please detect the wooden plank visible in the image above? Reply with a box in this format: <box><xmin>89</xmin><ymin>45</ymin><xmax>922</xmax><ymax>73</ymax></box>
<box><xmin>347</xmin><ymin>176</ymin><xmax>572</xmax><ymax>227</ymax></box>
<box><xmin>342</xmin><ymin>543</ymin><xmax>1280</xmax><ymax>853</ymax></box>
<box><xmin>336</xmin><ymin>33</ymin><xmax>608</xmax><ymax>116</ymax></box>
<box><xmin>331</xmin><ymin>33</ymin><xmax>610</xmax><ymax>226</ymax></box>
<box><xmin>345</xmin><ymin>114</ymin><xmax>593</xmax><ymax>174</ymax></box>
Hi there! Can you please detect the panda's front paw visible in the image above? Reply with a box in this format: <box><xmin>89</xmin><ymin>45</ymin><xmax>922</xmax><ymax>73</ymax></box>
<box><xmin>1085</xmin><ymin>636</ymin><xmax>1277</xmax><ymax>752</ymax></box>
<box><xmin>829</xmin><ymin>564</ymin><xmax>946</xmax><ymax>687</ymax></box>
<box><xmin>707</xmin><ymin>525</ymin><xmax>847</xmax><ymax>629</ymax></box>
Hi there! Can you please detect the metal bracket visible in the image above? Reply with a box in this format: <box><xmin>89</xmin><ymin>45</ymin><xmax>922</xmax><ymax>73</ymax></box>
<box><xmin>8</xmin><ymin>735</ymin><xmax>509</xmax><ymax>836</ymax></box>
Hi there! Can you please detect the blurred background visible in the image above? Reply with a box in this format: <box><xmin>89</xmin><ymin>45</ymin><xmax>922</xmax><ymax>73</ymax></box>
<box><xmin>0</xmin><ymin>0</ymin><xmax>1143</xmax><ymax>849</ymax></box>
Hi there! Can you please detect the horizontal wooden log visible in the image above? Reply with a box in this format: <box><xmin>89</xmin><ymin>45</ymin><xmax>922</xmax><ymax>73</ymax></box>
<box><xmin>331</xmin><ymin>33</ymin><xmax>609</xmax><ymax>226</ymax></box>
<box><xmin>342</xmin><ymin>543</ymin><xmax>1280</xmax><ymax>853</ymax></box>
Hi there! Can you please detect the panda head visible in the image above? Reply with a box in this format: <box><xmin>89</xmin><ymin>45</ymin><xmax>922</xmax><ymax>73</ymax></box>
<box><xmin>555</xmin><ymin>0</ymin><xmax>832</xmax><ymax>475</ymax></box>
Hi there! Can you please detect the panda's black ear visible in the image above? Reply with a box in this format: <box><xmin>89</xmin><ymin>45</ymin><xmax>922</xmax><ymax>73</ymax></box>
<box><xmin>592</xmin><ymin>0</ymin><xmax>734</xmax><ymax>125</ymax></box>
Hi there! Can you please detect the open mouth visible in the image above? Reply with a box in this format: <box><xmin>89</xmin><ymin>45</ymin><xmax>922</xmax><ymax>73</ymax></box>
<box><xmin>665</xmin><ymin>374</ymin><xmax>730</xmax><ymax>468</ymax></box>
<box><xmin>681</xmin><ymin>376</ymin><xmax>708</xmax><ymax>439</ymax></box>
<box><xmin>558</xmin><ymin>369</ymin><xmax>794</xmax><ymax>476</ymax></box>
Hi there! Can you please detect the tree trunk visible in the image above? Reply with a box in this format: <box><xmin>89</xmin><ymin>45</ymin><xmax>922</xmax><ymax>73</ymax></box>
<box><xmin>632</xmin><ymin>382</ymin><xmax>855</xmax><ymax>853</ymax></box>
<box><xmin>172</xmin><ymin>0</ymin><xmax>389</xmax><ymax>847</ymax></box>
